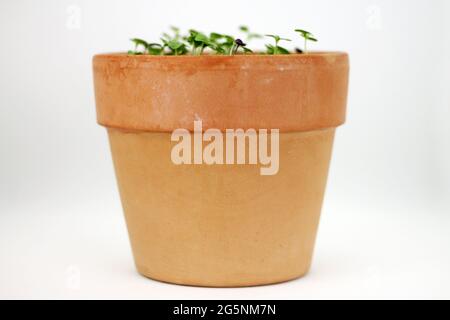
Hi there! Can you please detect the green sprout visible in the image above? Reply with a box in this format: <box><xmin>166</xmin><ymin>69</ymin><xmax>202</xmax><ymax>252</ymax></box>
<box><xmin>186</xmin><ymin>30</ymin><xmax>218</xmax><ymax>55</ymax></box>
<box><xmin>239</xmin><ymin>25</ymin><xmax>262</xmax><ymax>42</ymax></box>
<box><xmin>128</xmin><ymin>38</ymin><xmax>148</xmax><ymax>55</ymax></box>
<box><xmin>146</xmin><ymin>43</ymin><xmax>164</xmax><ymax>55</ymax></box>
<box><xmin>162</xmin><ymin>38</ymin><xmax>188</xmax><ymax>55</ymax></box>
<box><xmin>265</xmin><ymin>34</ymin><xmax>291</xmax><ymax>55</ymax></box>
<box><xmin>209</xmin><ymin>33</ymin><xmax>235</xmax><ymax>54</ymax></box>
<box><xmin>126</xmin><ymin>26</ymin><xmax>321</xmax><ymax>56</ymax></box>
<box><xmin>160</xmin><ymin>26</ymin><xmax>189</xmax><ymax>55</ymax></box>
<box><xmin>294</xmin><ymin>29</ymin><xmax>318</xmax><ymax>53</ymax></box>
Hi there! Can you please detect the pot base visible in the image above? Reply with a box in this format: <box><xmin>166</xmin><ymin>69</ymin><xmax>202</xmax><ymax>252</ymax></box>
<box><xmin>108</xmin><ymin>128</ymin><xmax>335</xmax><ymax>287</ymax></box>
<box><xmin>136</xmin><ymin>265</ymin><xmax>310</xmax><ymax>288</ymax></box>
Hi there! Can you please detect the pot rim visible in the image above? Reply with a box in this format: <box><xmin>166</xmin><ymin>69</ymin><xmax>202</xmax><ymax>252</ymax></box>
<box><xmin>94</xmin><ymin>51</ymin><xmax>348</xmax><ymax>63</ymax></box>
<box><xmin>93</xmin><ymin>51</ymin><xmax>349</xmax><ymax>132</ymax></box>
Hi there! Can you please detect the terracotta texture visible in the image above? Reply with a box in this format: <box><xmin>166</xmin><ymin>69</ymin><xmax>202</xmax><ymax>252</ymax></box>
<box><xmin>108</xmin><ymin>129</ymin><xmax>335</xmax><ymax>287</ymax></box>
<box><xmin>93</xmin><ymin>53</ymin><xmax>349</xmax><ymax>132</ymax></box>
<box><xmin>92</xmin><ymin>53</ymin><xmax>349</xmax><ymax>287</ymax></box>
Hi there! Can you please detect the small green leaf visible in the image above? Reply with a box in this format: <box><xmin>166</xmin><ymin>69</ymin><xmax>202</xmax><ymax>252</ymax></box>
<box><xmin>276</xmin><ymin>46</ymin><xmax>290</xmax><ymax>54</ymax></box>
<box><xmin>210</xmin><ymin>32</ymin><xmax>223</xmax><ymax>41</ymax></box>
<box><xmin>186</xmin><ymin>30</ymin><xmax>198</xmax><ymax>44</ymax></box>
<box><xmin>214</xmin><ymin>46</ymin><xmax>226</xmax><ymax>54</ymax></box>
<box><xmin>147</xmin><ymin>43</ymin><xmax>163</xmax><ymax>55</ymax></box>
<box><xmin>265</xmin><ymin>34</ymin><xmax>291</xmax><ymax>52</ymax></box>
<box><xmin>239</xmin><ymin>25</ymin><xmax>249</xmax><ymax>32</ymax></box>
<box><xmin>223</xmin><ymin>35</ymin><xmax>235</xmax><ymax>44</ymax></box>
<box><xmin>167</xmin><ymin>39</ymin><xmax>183</xmax><ymax>50</ymax></box>
<box><xmin>265</xmin><ymin>34</ymin><xmax>279</xmax><ymax>41</ymax></box>
<box><xmin>265</xmin><ymin>44</ymin><xmax>275</xmax><ymax>55</ymax></box>
<box><xmin>194</xmin><ymin>33</ymin><xmax>212</xmax><ymax>45</ymax></box>
<box><xmin>130</xmin><ymin>38</ymin><xmax>148</xmax><ymax>47</ymax></box>
<box><xmin>294</xmin><ymin>29</ymin><xmax>311</xmax><ymax>35</ymax></box>
<box><xmin>177</xmin><ymin>45</ymin><xmax>188</xmax><ymax>55</ymax></box>
<box><xmin>295</xmin><ymin>28</ymin><xmax>318</xmax><ymax>53</ymax></box>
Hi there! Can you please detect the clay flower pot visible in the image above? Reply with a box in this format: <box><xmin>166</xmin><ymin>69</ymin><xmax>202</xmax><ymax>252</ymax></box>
<box><xmin>93</xmin><ymin>52</ymin><xmax>349</xmax><ymax>287</ymax></box>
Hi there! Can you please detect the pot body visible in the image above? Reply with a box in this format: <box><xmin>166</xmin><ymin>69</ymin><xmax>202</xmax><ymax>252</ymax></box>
<box><xmin>108</xmin><ymin>129</ymin><xmax>334</xmax><ymax>286</ymax></box>
<box><xmin>93</xmin><ymin>53</ymin><xmax>349</xmax><ymax>287</ymax></box>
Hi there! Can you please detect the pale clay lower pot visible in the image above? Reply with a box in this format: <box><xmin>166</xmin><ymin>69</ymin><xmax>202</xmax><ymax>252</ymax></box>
<box><xmin>93</xmin><ymin>52</ymin><xmax>349</xmax><ymax>287</ymax></box>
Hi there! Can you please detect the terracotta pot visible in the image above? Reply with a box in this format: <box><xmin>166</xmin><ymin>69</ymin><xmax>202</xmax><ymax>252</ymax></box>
<box><xmin>93</xmin><ymin>52</ymin><xmax>349</xmax><ymax>287</ymax></box>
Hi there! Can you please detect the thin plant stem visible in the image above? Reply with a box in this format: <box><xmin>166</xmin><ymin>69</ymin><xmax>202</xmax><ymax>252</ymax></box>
<box><xmin>229</xmin><ymin>44</ymin><xmax>235</xmax><ymax>56</ymax></box>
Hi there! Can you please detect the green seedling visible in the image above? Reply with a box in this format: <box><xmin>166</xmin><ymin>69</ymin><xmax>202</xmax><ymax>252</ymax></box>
<box><xmin>186</xmin><ymin>30</ymin><xmax>219</xmax><ymax>55</ymax></box>
<box><xmin>185</xmin><ymin>29</ymin><xmax>199</xmax><ymax>54</ymax></box>
<box><xmin>128</xmin><ymin>38</ymin><xmax>148</xmax><ymax>55</ymax></box>
<box><xmin>265</xmin><ymin>34</ymin><xmax>291</xmax><ymax>55</ymax></box>
<box><xmin>294</xmin><ymin>29</ymin><xmax>318</xmax><ymax>53</ymax></box>
<box><xmin>160</xmin><ymin>26</ymin><xmax>188</xmax><ymax>55</ymax></box>
<box><xmin>147</xmin><ymin>43</ymin><xmax>164</xmax><ymax>55</ymax></box>
<box><xmin>127</xmin><ymin>26</ymin><xmax>320</xmax><ymax>56</ymax></box>
<box><xmin>194</xmin><ymin>32</ymin><xmax>216</xmax><ymax>54</ymax></box>
<box><xmin>239</xmin><ymin>25</ymin><xmax>262</xmax><ymax>41</ymax></box>
<box><xmin>210</xmin><ymin>33</ymin><xmax>235</xmax><ymax>54</ymax></box>
<box><xmin>162</xmin><ymin>38</ymin><xmax>188</xmax><ymax>55</ymax></box>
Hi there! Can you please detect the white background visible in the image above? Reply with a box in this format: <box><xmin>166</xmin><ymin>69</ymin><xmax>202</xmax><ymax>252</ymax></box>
<box><xmin>0</xmin><ymin>0</ymin><xmax>449</xmax><ymax>299</ymax></box>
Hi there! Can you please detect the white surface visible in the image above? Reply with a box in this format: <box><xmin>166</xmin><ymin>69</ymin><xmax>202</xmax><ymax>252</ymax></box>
<box><xmin>0</xmin><ymin>0</ymin><xmax>449</xmax><ymax>299</ymax></box>
<box><xmin>2</xmin><ymin>200</ymin><xmax>450</xmax><ymax>299</ymax></box>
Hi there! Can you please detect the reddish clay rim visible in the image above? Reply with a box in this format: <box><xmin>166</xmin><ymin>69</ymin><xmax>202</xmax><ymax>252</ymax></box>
<box><xmin>93</xmin><ymin>52</ymin><xmax>349</xmax><ymax>132</ymax></box>
<box><xmin>93</xmin><ymin>51</ymin><xmax>348</xmax><ymax>69</ymax></box>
